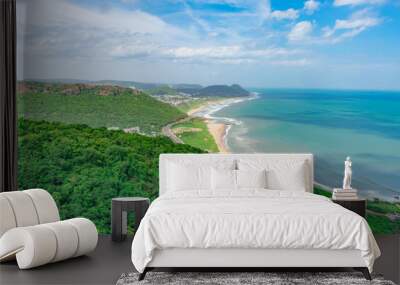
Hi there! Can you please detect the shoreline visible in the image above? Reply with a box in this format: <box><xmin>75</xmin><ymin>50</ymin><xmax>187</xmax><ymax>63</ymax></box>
<box><xmin>183</xmin><ymin>94</ymin><xmax>400</xmax><ymax>203</ymax></box>
<box><xmin>206</xmin><ymin>120</ymin><xmax>230</xmax><ymax>153</ymax></box>
<box><xmin>186</xmin><ymin>100</ymin><xmax>218</xmax><ymax>116</ymax></box>
<box><xmin>188</xmin><ymin>94</ymin><xmax>257</xmax><ymax>153</ymax></box>
<box><xmin>192</xmin><ymin>93</ymin><xmax>258</xmax><ymax>153</ymax></box>
<box><xmin>185</xmin><ymin>98</ymin><xmax>232</xmax><ymax>153</ymax></box>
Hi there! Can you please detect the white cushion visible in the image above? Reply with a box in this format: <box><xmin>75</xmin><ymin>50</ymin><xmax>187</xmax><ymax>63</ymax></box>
<box><xmin>211</xmin><ymin>169</ymin><xmax>268</xmax><ymax>192</ymax></box>
<box><xmin>236</xmin><ymin>169</ymin><xmax>267</xmax><ymax>189</ymax></box>
<box><xmin>238</xmin><ymin>159</ymin><xmax>308</xmax><ymax>191</ymax></box>
<box><xmin>0</xmin><ymin>192</ymin><xmax>39</xmax><ymax>227</ymax></box>
<box><xmin>0</xmin><ymin>189</ymin><xmax>60</xmax><ymax>238</ymax></box>
<box><xmin>0</xmin><ymin>196</ymin><xmax>16</xmax><ymax>237</ymax></box>
<box><xmin>24</xmin><ymin>189</ymin><xmax>60</xmax><ymax>224</ymax></box>
<box><xmin>66</xmin><ymin>218</ymin><xmax>98</xmax><ymax>257</ymax></box>
<box><xmin>0</xmin><ymin>226</ymin><xmax>57</xmax><ymax>269</ymax></box>
<box><xmin>167</xmin><ymin>162</ymin><xmax>211</xmax><ymax>191</ymax></box>
<box><xmin>164</xmin><ymin>157</ymin><xmax>236</xmax><ymax>193</ymax></box>
<box><xmin>42</xmin><ymin>221</ymin><xmax>79</xmax><ymax>262</ymax></box>
<box><xmin>159</xmin><ymin>154</ymin><xmax>313</xmax><ymax>195</ymax></box>
<box><xmin>211</xmin><ymin>168</ymin><xmax>236</xmax><ymax>191</ymax></box>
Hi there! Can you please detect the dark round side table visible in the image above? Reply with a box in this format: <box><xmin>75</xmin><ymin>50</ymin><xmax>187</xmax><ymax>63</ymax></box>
<box><xmin>111</xmin><ymin>197</ymin><xmax>150</xmax><ymax>242</ymax></box>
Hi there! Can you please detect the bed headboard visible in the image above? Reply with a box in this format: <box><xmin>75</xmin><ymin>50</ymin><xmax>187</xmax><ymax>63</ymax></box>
<box><xmin>159</xmin><ymin>153</ymin><xmax>314</xmax><ymax>196</ymax></box>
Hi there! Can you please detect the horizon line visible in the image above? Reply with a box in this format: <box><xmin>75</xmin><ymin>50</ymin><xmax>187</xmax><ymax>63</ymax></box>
<box><xmin>19</xmin><ymin>78</ymin><xmax>400</xmax><ymax>93</ymax></box>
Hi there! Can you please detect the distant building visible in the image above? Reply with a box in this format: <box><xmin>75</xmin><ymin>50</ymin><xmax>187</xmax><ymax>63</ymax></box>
<box><xmin>123</xmin><ymin>127</ymin><xmax>140</xmax><ymax>134</ymax></box>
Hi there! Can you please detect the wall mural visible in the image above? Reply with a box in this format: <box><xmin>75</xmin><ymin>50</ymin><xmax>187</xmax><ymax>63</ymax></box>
<box><xmin>16</xmin><ymin>0</ymin><xmax>400</xmax><ymax>234</ymax></box>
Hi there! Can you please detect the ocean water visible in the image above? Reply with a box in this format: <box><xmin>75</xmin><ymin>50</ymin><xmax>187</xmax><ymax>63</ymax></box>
<box><xmin>215</xmin><ymin>89</ymin><xmax>400</xmax><ymax>201</ymax></box>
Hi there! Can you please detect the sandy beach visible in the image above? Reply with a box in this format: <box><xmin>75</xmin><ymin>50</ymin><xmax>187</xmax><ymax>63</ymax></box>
<box><xmin>184</xmin><ymin>95</ymin><xmax>257</xmax><ymax>153</ymax></box>
<box><xmin>206</xmin><ymin>120</ymin><xmax>229</xmax><ymax>153</ymax></box>
<box><xmin>187</xmin><ymin>99</ymin><xmax>227</xmax><ymax>116</ymax></box>
<box><xmin>187</xmin><ymin>104</ymin><xmax>207</xmax><ymax>116</ymax></box>
<box><xmin>186</xmin><ymin>98</ymin><xmax>234</xmax><ymax>153</ymax></box>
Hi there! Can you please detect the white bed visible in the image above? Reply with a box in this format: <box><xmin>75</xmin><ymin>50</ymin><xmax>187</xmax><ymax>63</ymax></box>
<box><xmin>131</xmin><ymin>154</ymin><xmax>380</xmax><ymax>280</ymax></box>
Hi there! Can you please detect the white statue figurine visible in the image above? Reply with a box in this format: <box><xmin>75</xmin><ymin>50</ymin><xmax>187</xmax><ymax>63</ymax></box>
<box><xmin>343</xmin><ymin>156</ymin><xmax>352</xmax><ymax>190</ymax></box>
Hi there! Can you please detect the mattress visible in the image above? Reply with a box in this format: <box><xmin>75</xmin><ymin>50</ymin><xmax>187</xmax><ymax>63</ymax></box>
<box><xmin>131</xmin><ymin>190</ymin><xmax>380</xmax><ymax>273</ymax></box>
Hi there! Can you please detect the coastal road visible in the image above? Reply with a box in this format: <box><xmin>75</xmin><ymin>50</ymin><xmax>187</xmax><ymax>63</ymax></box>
<box><xmin>162</xmin><ymin>99</ymin><xmax>221</xmax><ymax>144</ymax></box>
<box><xmin>162</xmin><ymin>98</ymin><xmax>221</xmax><ymax>144</ymax></box>
<box><xmin>162</xmin><ymin>117</ymin><xmax>192</xmax><ymax>144</ymax></box>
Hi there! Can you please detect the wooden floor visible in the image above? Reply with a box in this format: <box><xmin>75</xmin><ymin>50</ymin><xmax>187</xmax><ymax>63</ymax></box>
<box><xmin>1</xmin><ymin>234</ymin><xmax>399</xmax><ymax>285</ymax></box>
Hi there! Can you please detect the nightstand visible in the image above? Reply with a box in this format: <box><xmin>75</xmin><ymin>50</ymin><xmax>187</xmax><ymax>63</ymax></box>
<box><xmin>332</xmin><ymin>198</ymin><xmax>366</xmax><ymax>218</ymax></box>
<box><xmin>111</xmin><ymin>197</ymin><xmax>150</xmax><ymax>242</ymax></box>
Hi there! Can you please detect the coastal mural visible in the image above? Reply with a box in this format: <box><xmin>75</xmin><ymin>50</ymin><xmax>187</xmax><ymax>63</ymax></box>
<box><xmin>17</xmin><ymin>0</ymin><xmax>400</xmax><ymax>234</ymax></box>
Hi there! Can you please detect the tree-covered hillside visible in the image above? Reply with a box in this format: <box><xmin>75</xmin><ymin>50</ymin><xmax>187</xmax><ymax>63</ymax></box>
<box><xmin>146</xmin><ymin>85</ymin><xmax>179</xmax><ymax>96</ymax></box>
<box><xmin>17</xmin><ymin>81</ymin><xmax>186</xmax><ymax>134</ymax></box>
<box><xmin>194</xmin><ymin>84</ymin><xmax>250</xmax><ymax>97</ymax></box>
<box><xmin>18</xmin><ymin>119</ymin><xmax>203</xmax><ymax>233</ymax></box>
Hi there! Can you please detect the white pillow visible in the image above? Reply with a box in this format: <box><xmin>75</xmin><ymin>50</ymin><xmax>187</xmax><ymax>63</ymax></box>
<box><xmin>238</xmin><ymin>159</ymin><xmax>308</xmax><ymax>191</ymax></box>
<box><xmin>167</xmin><ymin>162</ymin><xmax>211</xmax><ymax>192</ymax></box>
<box><xmin>211</xmin><ymin>168</ymin><xmax>236</xmax><ymax>191</ymax></box>
<box><xmin>236</xmin><ymin>169</ymin><xmax>267</xmax><ymax>189</ymax></box>
<box><xmin>267</xmin><ymin>164</ymin><xmax>307</xmax><ymax>191</ymax></box>
<box><xmin>166</xmin><ymin>159</ymin><xmax>237</xmax><ymax>193</ymax></box>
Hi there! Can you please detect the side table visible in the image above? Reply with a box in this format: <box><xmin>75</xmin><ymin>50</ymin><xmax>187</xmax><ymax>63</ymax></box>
<box><xmin>332</xmin><ymin>198</ymin><xmax>366</xmax><ymax>218</ymax></box>
<box><xmin>111</xmin><ymin>197</ymin><xmax>150</xmax><ymax>242</ymax></box>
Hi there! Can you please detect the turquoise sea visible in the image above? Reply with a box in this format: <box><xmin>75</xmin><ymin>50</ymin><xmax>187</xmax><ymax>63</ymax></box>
<box><xmin>215</xmin><ymin>89</ymin><xmax>400</xmax><ymax>201</ymax></box>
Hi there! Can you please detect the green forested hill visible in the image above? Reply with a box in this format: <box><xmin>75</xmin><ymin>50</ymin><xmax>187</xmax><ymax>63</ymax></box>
<box><xmin>194</xmin><ymin>84</ymin><xmax>250</xmax><ymax>97</ymax></box>
<box><xmin>18</xmin><ymin>119</ymin><xmax>204</xmax><ymax>233</ymax></box>
<box><xmin>146</xmin><ymin>85</ymin><xmax>179</xmax><ymax>95</ymax></box>
<box><xmin>18</xmin><ymin>119</ymin><xmax>399</xmax><ymax>235</ymax></box>
<box><xmin>17</xmin><ymin>81</ymin><xmax>186</xmax><ymax>134</ymax></box>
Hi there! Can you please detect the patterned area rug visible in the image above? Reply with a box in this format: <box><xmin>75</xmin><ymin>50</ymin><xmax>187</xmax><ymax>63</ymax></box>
<box><xmin>117</xmin><ymin>272</ymin><xmax>395</xmax><ymax>285</ymax></box>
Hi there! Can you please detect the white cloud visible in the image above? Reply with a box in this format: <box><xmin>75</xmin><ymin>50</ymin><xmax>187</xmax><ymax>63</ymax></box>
<box><xmin>109</xmin><ymin>44</ymin><xmax>160</xmax><ymax>58</ymax></box>
<box><xmin>333</xmin><ymin>0</ymin><xmax>386</xmax><ymax>6</ymax></box>
<box><xmin>165</xmin><ymin>46</ymin><xmax>242</xmax><ymax>59</ymax></box>
<box><xmin>19</xmin><ymin>0</ymin><xmax>308</xmax><ymax>66</ymax></box>
<box><xmin>257</xmin><ymin>1</ymin><xmax>299</xmax><ymax>21</ymax></box>
<box><xmin>288</xmin><ymin>21</ymin><xmax>313</xmax><ymax>42</ymax></box>
<box><xmin>120</xmin><ymin>0</ymin><xmax>137</xmax><ymax>4</ymax></box>
<box><xmin>111</xmin><ymin>44</ymin><xmax>302</xmax><ymax>64</ymax></box>
<box><xmin>17</xmin><ymin>0</ymin><xmax>313</xmax><ymax>85</ymax></box>
<box><xmin>19</xmin><ymin>0</ymin><xmax>193</xmax><ymax>59</ymax></box>
<box><xmin>304</xmin><ymin>0</ymin><xmax>320</xmax><ymax>14</ymax></box>
<box><xmin>271</xmin><ymin>59</ymin><xmax>311</xmax><ymax>66</ymax></box>
<box><xmin>25</xmin><ymin>0</ymin><xmax>181</xmax><ymax>36</ymax></box>
<box><xmin>335</xmin><ymin>17</ymin><xmax>379</xmax><ymax>29</ymax></box>
<box><xmin>271</xmin><ymin>8</ymin><xmax>299</xmax><ymax>20</ymax></box>
<box><xmin>322</xmin><ymin>9</ymin><xmax>381</xmax><ymax>42</ymax></box>
<box><xmin>258</xmin><ymin>0</ymin><xmax>272</xmax><ymax>21</ymax></box>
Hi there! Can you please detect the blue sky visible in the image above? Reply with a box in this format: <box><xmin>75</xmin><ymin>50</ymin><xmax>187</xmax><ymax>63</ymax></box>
<box><xmin>17</xmin><ymin>0</ymin><xmax>400</xmax><ymax>89</ymax></box>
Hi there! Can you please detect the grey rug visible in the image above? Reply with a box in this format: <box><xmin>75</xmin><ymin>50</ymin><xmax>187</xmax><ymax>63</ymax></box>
<box><xmin>116</xmin><ymin>272</ymin><xmax>396</xmax><ymax>285</ymax></box>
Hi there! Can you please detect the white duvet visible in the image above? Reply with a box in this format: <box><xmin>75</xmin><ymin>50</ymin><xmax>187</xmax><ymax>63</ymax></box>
<box><xmin>131</xmin><ymin>190</ymin><xmax>380</xmax><ymax>273</ymax></box>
